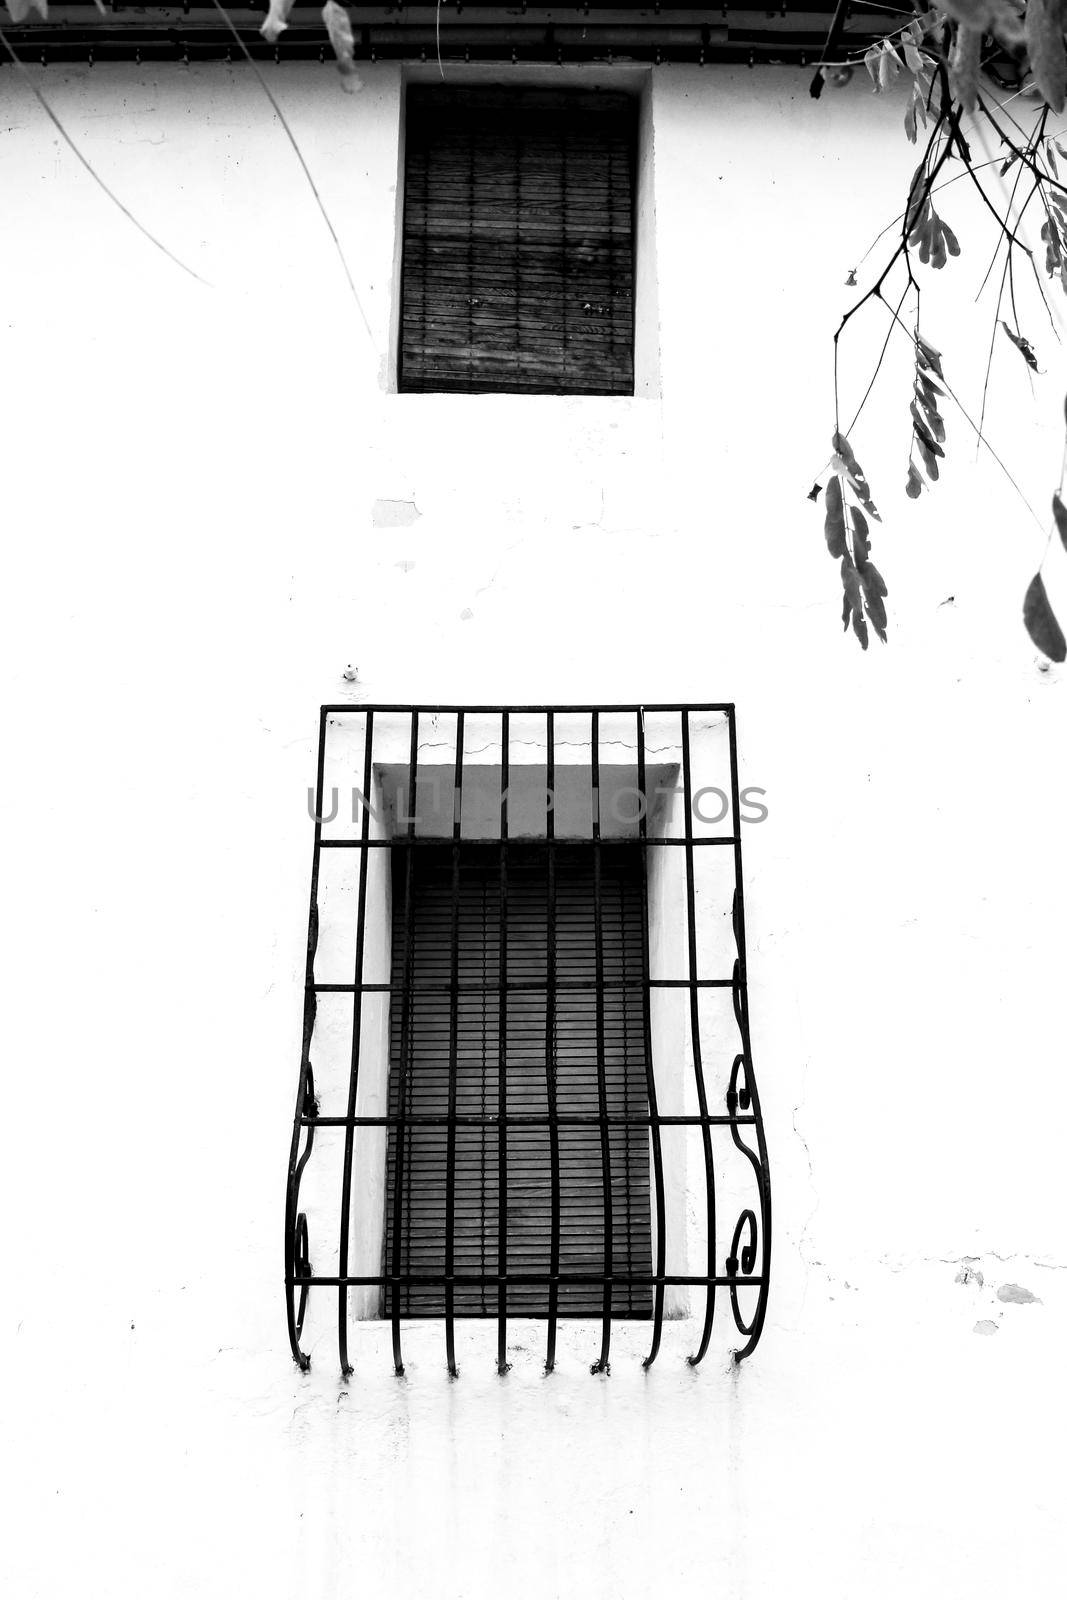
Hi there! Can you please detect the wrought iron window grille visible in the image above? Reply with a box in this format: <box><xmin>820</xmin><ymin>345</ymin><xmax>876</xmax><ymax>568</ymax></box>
<box><xmin>285</xmin><ymin>704</ymin><xmax>771</xmax><ymax>1376</ymax></box>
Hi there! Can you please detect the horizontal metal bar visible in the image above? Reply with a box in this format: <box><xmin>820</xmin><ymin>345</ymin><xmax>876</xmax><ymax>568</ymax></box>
<box><xmin>0</xmin><ymin>29</ymin><xmax>890</xmax><ymax>63</ymax></box>
<box><xmin>318</xmin><ymin>836</ymin><xmax>739</xmax><ymax>849</ymax></box>
<box><xmin>317</xmin><ymin>1117</ymin><xmax>749</xmax><ymax>1134</ymax></box>
<box><xmin>321</xmin><ymin>703</ymin><xmax>733</xmax><ymax>715</ymax></box>
<box><xmin>291</xmin><ymin>1273</ymin><xmax>765</xmax><ymax>1287</ymax></box>
<box><xmin>2</xmin><ymin>2</ymin><xmax>901</xmax><ymax>16</ymax></box>
<box><xmin>310</xmin><ymin>977</ymin><xmax>737</xmax><ymax>992</ymax></box>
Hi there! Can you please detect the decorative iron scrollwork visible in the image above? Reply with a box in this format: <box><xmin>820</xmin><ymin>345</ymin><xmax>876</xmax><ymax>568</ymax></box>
<box><xmin>725</xmin><ymin>930</ymin><xmax>772</xmax><ymax>1361</ymax></box>
<box><xmin>285</xmin><ymin>1060</ymin><xmax>317</xmax><ymax>1370</ymax></box>
<box><xmin>293</xmin><ymin>1212</ymin><xmax>311</xmax><ymax>1340</ymax></box>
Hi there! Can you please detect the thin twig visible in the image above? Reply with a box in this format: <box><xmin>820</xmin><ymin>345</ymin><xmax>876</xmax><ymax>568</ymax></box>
<box><xmin>844</xmin><ymin>285</ymin><xmax>909</xmax><ymax>438</ymax></box>
<box><xmin>879</xmin><ymin>295</ymin><xmax>1047</xmax><ymax>533</ymax></box>
<box><xmin>0</xmin><ymin>25</ymin><xmax>207</xmax><ymax>284</ymax></box>
<box><xmin>979</xmin><ymin>95</ymin><xmax>1067</xmax><ymax>202</ymax></box>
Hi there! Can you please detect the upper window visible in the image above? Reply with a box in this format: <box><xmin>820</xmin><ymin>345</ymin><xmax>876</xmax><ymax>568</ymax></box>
<box><xmin>398</xmin><ymin>87</ymin><xmax>637</xmax><ymax>396</ymax></box>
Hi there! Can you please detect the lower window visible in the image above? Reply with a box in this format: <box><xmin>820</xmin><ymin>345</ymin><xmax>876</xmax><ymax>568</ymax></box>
<box><xmin>384</xmin><ymin>842</ymin><xmax>653</xmax><ymax>1318</ymax></box>
<box><xmin>285</xmin><ymin>704</ymin><xmax>772</xmax><ymax>1376</ymax></box>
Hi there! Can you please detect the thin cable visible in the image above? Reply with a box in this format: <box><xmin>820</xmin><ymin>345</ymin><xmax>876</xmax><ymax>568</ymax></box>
<box><xmin>206</xmin><ymin>0</ymin><xmax>376</xmax><ymax>346</ymax></box>
<box><xmin>0</xmin><ymin>25</ymin><xmax>207</xmax><ymax>284</ymax></box>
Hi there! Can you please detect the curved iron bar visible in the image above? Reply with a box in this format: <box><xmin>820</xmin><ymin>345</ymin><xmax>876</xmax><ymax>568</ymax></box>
<box><xmin>681</xmin><ymin>712</ymin><xmax>717</xmax><ymax>1367</ymax></box>
<box><xmin>726</xmin><ymin>999</ymin><xmax>772</xmax><ymax>1359</ymax></box>
<box><xmin>285</xmin><ymin>706</ymin><xmax>327</xmax><ymax>1372</ymax></box>
<box><xmin>285</xmin><ymin>1058</ymin><xmax>318</xmax><ymax>1369</ymax></box>
<box><xmin>725</xmin><ymin>1208</ymin><xmax>759</xmax><ymax>1337</ymax></box>
<box><xmin>726</xmin><ymin>709</ymin><xmax>772</xmax><ymax>1363</ymax></box>
<box><xmin>294</xmin><ymin>1211</ymin><xmax>312</xmax><ymax>1341</ymax></box>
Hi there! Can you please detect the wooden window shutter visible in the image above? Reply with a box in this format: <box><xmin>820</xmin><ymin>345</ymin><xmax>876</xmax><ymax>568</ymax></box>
<box><xmin>399</xmin><ymin>87</ymin><xmax>637</xmax><ymax>395</ymax></box>
<box><xmin>384</xmin><ymin>843</ymin><xmax>653</xmax><ymax>1318</ymax></box>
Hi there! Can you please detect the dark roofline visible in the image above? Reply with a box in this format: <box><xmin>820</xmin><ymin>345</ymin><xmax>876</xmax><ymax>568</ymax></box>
<box><xmin>1</xmin><ymin>2</ymin><xmax>899</xmax><ymax>68</ymax></box>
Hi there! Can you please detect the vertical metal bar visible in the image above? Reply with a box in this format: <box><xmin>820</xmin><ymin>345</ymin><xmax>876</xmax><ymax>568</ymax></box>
<box><xmin>285</xmin><ymin>705</ymin><xmax>328</xmax><ymax>1370</ymax></box>
<box><xmin>479</xmin><ymin>871</ymin><xmax>489</xmax><ymax>1316</ymax></box>
<box><xmin>681</xmin><ymin>710</ymin><xmax>717</xmax><ymax>1366</ymax></box>
<box><xmin>390</xmin><ymin>711</ymin><xmax>420</xmax><ymax>1376</ymax></box>
<box><xmin>445</xmin><ymin>712</ymin><xmax>465</xmax><ymax>1377</ymax></box>
<box><xmin>727</xmin><ymin>706</ymin><xmax>772</xmax><ymax>1361</ymax></box>
<box><xmin>544</xmin><ymin>711</ymin><xmax>560</xmax><ymax>1372</ymax></box>
<box><xmin>591</xmin><ymin>710</ymin><xmax>613</xmax><ymax>1374</ymax></box>
<box><xmin>636</xmin><ymin>709</ymin><xmax>668</xmax><ymax>1368</ymax></box>
<box><xmin>497</xmin><ymin>711</ymin><xmax>510</xmax><ymax>1374</ymax></box>
<box><xmin>337</xmin><ymin>711</ymin><xmax>375</xmax><ymax>1377</ymax></box>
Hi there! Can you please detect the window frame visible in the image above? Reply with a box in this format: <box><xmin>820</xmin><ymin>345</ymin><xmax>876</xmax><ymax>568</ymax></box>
<box><xmin>388</xmin><ymin>68</ymin><xmax>661</xmax><ymax>400</ymax></box>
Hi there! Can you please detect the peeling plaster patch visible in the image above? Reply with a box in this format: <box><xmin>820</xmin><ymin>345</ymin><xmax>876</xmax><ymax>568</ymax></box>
<box><xmin>997</xmin><ymin>1283</ymin><xmax>1040</xmax><ymax>1305</ymax></box>
<box><xmin>372</xmin><ymin>498</ymin><xmax>421</xmax><ymax>529</ymax></box>
<box><xmin>955</xmin><ymin>1264</ymin><xmax>984</xmax><ymax>1287</ymax></box>
<box><xmin>973</xmin><ymin>1320</ymin><xmax>999</xmax><ymax>1336</ymax></box>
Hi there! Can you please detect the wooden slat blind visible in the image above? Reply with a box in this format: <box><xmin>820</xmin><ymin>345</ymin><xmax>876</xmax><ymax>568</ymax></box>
<box><xmin>384</xmin><ymin>843</ymin><xmax>653</xmax><ymax>1318</ymax></box>
<box><xmin>399</xmin><ymin>87</ymin><xmax>637</xmax><ymax>395</ymax></box>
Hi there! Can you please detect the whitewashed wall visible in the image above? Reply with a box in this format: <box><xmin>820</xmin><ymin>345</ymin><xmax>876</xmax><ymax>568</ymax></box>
<box><xmin>3</xmin><ymin>60</ymin><xmax>1066</xmax><ymax>1599</ymax></box>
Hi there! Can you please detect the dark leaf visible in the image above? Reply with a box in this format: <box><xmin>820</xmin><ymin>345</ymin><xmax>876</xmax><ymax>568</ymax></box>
<box><xmin>859</xmin><ymin>560</ymin><xmax>889</xmax><ymax>642</ymax></box>
<box><xmin>1000</xmin><ymin>319</ymin><xmax>1041</xmax><ymax>370</ymax></box>
<box><xmin>905</xmin><ymin>163</ymin><xmax>930</xmax><ymax>233</ymax></box>
<box><xmin>916</xmin><ymin>337</ymin><xmax>944</xmax><ymax>379</ymax></box>
<box><xmin>807</xmin><ymin>481</ymin><xmax>823</xmax><ymax>501</ymax></box>
<box><xmin>915</xmin><ymin>431</ymin><xmax>941</xmax><ymax>480</ymax></box>
<box><xmin>850</xmin><ymin>504</ymin><xmax>871</xmax><ymax>563</ymax></box>
<box><xmin>1053</xmin><ymin>491</ymin><xmax>1067</xmax><ymax>550</ymax></box>
<box><xmin>909</xmin><ymin>207</ymin><xmax>932</xmax><ymax>249</ymax></box>
<box><xmin>1023</xmin><ymin>571</ymin><xmax>1067</xmax><ymax>660</ymax></box>
<box><xmin>906</xmin><ymin>462</ymin><xmax>924</xmax><ymax>498</ymax></box>
<box><xmin>878</xmin><ymin>42</ymin><xmax>901</xmax><ymax>91</ymax></box>
<box><xmin>912</xmin><ymin>410</ymin><xmax>945</xmax><ymax>457</ymax></box>
<box><xmin>919</xmin><ymin>377</ymin><xmax>945</xmax><ymax>406</ymax></box>
<box><xmin>832</xmin><ymin>430</ymin><xmax>881</xmax><ymax>519</ymax></box>
<box><xmin>904</xmin><ymin>95</ymin><xmax>918</xmax><ymax>144</ymax></box>
<box><xmin>903</xmin><ymin>38</ymin><xmax>924</xmax><ymax>74</ymax></box>
<box><xmin>824</xmin><ymin>475</ymin><xmax>847</xmax><ymax>558</ymax></box>
<box><xmin>1026</xmin><ymin>0</ymin><xmax>1067</xmax><ymax>114</ymax></box>
<box><xmin>840</xmin><ymin>555</ymin><xmax>869</xmax><ymax>649</ymax></box>
<box><xmin>949</xmin><ymin>24</ymin><xmax>982</xmax><ymax>112</ymax></box>
<box><xmin>845</xmin><ymin>268</ymin><xmax>858</xmax><ymax>286</ymax></box>
<box><xmin>941</xmin><ymin>218</ymin><xmax>961</xmax><ymax>257</ymax></box>
<box><xmin>914</xmin><ymin>389</ymin><xmax>946</xmax><ymax>441</ymax></box>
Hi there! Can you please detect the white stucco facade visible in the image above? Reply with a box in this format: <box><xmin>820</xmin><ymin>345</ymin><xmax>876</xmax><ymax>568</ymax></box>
<box><xmin>3</xmin><ymin>58</ymin><xmax>1066</xmax><ymax>1598</ymax></box>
